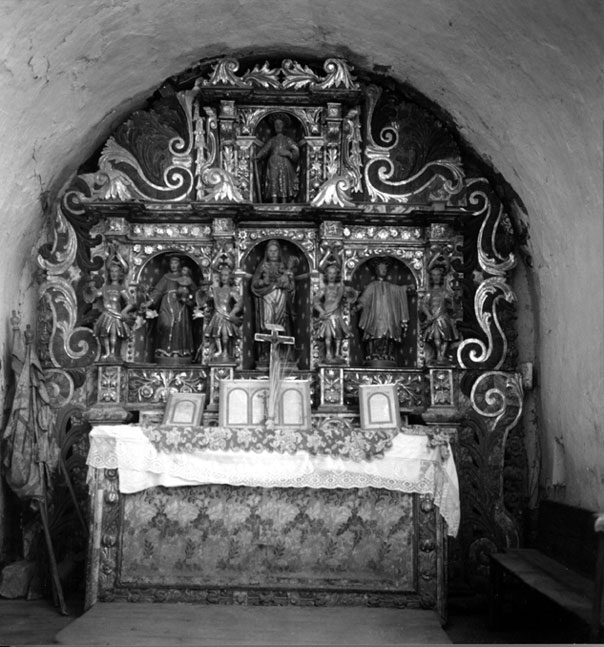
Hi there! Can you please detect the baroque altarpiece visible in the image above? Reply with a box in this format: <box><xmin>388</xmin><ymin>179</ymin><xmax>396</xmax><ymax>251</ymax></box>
<box><xmin>36</xmin><ymin>57</ymin><xmax>525</xmax><ymax>613</ymax></box>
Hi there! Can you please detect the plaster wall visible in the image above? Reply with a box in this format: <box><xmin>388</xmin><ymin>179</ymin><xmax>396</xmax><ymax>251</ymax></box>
<box><xmin>0</xmin><ymin>0</ymin><xmax>602</xmax><ymax>537</ymax></box>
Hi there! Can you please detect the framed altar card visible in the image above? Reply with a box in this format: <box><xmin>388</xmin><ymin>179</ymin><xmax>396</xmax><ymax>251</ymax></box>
<box><xmin>219</xmin><ymin>379</ymin><xmax>270</xmax><ymax>427</ymax></box>
<box><xmin>359</xmin><ymin>384</ymin><xmax>401</xmax><ymax>431</ymax></box>
<box><xmin>219</xmin><ymin>379</ymin><xmax>311</xmax><ymax>429</ymax></box>
<box><xmin>276</xmin><ymin>380</ymin><xmax>311</xmax><ymax>429</ymax></box>
<box><xmin>162</xmin><ymin>393</ymin><xmax>205</xmax><ymax>427</ymax></box>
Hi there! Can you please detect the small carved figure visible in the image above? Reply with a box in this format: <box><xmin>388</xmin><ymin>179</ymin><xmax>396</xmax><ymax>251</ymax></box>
<box><xmin>251</xmin><ymin>240</ymin><xmax>299</xmax><ymax>365</ymax></box>
<box><xmin>93</xmin><ymin>260</ymin><xmax>134</xmax><ymax>360</ymax></box>
<box><xmin>355</xmin><ymin>258</ymin><xmax>410</xmax><ymax>366</ymax></box>
<box><xmin>313</xmin><ymin>264</ymin><xmax>355</xmax><ymax>364</ymax></box>
<box><xmin>421</xmin><ymin>265</ymin><xmax>460</xmax><ymax>364</ymax></box>
<box><xmin>177</xmin><ymin>266</ymin><xmax>194</xmax><ymax>301</ymax></box>
<box><xmin>255</xmin><ymin>117</ymin><xmax>300</xmax><ymax>203</ymax></box>
<box><xmin>200</xmin><ymin>264</ymin><xmax>243</xmax><ymax>362</ymax></box>
<box><xmin>143</xmin><ymin>255</ymin><xmax>197</xmax><ymax>363</ymax></box>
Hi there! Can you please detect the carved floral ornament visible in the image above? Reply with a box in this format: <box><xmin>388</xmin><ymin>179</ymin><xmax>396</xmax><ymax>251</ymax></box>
<box><xmin>199</xmin><ymin>58</ymin><xmax>360</xmax><ymax>91</ymax></box>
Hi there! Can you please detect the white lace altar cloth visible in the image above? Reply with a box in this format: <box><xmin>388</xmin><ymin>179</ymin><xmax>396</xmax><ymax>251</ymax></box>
<box><xmin>87</xmin><ymin>424</ymin><xmax>460</xmax><ymax>536</ymax></box>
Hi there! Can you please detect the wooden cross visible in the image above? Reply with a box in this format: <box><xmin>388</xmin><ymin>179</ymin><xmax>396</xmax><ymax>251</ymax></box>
<box><xmin>254</xmin><ymin>324</ymin><xmax>295</xmax><ymax>377</ymax></box>
<box><xmin>254</xmin><ymin>324</ymin><xmax>295</xmax><ymax>427</ymax></box>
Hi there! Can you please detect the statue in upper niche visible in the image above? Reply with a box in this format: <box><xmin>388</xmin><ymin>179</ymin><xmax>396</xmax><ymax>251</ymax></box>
<box><xmin>254</xmin><ymin>116</ymin><xmax>300</xmax><ymax>203</ymax></box>
<box><xmin>354</xmin><ymin>258</ymin><xmax>410</xmax><ymax>367</ymax></box>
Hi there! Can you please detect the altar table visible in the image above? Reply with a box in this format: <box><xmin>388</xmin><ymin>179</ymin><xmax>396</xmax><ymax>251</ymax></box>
<box><xmin>85</xmin><ymin>425</ymin><xmax>459</xmax><ymax>621</ymax></box>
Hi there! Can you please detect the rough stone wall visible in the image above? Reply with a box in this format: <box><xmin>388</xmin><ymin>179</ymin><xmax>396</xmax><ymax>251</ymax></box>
<box><xmin>0</xmin><ymin>0</ymin><xmax>602</xmax><ymax>552</ymax></box>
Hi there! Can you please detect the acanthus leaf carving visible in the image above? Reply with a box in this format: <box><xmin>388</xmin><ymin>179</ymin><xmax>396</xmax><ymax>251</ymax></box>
<box><xmin>194</xmin><ymin>105</ymin><xmax>218</xmax><ymax>200</ymax></box>
<box><xmin>457</xmin><ymin>179</ymin><xmax>517</xmax><ymax>370</ymax></box>
<box><xmin>202</xmin><ymin>57</ymin><xmax>249</xmax><ymax>87</ymax></box>
<box><xmin>241</xmin><ymin>61</ymin><xmax>281</xmax><ymax>88</ymax></box>
<box><xmin>199</xmin><ymin>58</ymin><xmax>359</xmax><ymax>93</ymax></box>
<box><xmin>363</xmin><ymin>85</ymin><xmax>465</xmax><ymax>204</ymax></box>
<box><xmin>39</xmin><ymin>277</ymin><xmax>99</xmax><ymax>368</ymax></box>
<box><xmin>342</xmin><ymin>108</ymin><xmax>363</xmax><ymax>193</ymax></box>
<box><xmin>99</xmin><ymin>91</ymin><xmax>194</xmax><ymax>202</ymax></box>
<box><xmin>315</xmin><ymin>58</ymin><xmax>359</xmax><ymax>90</ymax></box>
<box><xmin>465</xmin><ymin>370</ymin><xmax>524</xmax><ymax>548</ymax></box>
<box><xmin>311</xmin><ymin>174</ymin><xmax>355</xmax><ymax>208</ymax></box>
<box><xmin>199</xmin><ymin>167</ymin><xmax>245</xmax><ymax>203</ymax></box>
<box><xmin>280</xmin><ymin>59</ymin><xmax>321</xmax><ymax>90</ymax></box>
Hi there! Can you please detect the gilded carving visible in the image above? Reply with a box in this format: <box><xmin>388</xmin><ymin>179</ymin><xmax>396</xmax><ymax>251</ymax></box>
<box><xmin>319</xmin><ymin>367</ymin><xmax>345</xmax><ymax>407</ymax></box>
<box><xmin>98</xmin><ymin>366</ymin><xmax>121</xmax><ymax>404</ymax></box>
<box><xmin>429</xmin><ymin>369</ymin><xmax>454</xmax><ymax>407</ymax></box>
<box><xmin>36</xmin><ymin>55</ymin><xmax>525</xmax><ymax>607</ymax></box>
<box><xmin>344</xmin><ymin>370</ymin><xmax>425</xmax><ymax>409</ymax></box>
<box><xmin>127</xmin><ymin>368</ymin><xmax>207</xmax><ymax>404</ymax></box>
<box><xmin>457</xmin><ymin>179</ymin><xmax>517</xmax><ymax>370</ymax></box>
<box><xmin>363</xmin><ymin>85</ymin><xmax>465</xmax><ymax>205</ymax></box>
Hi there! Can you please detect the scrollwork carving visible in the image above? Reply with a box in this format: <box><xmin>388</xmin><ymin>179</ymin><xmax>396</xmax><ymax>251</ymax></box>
<box><xmin>364</xmin><ymin>85</ymin><xmax>465</xmax><ymax>204</ymax></box>
<box><xmin>315</xmin><ymin>58</ymin><xmax>359</xmax><ymax>90</ymax></box>
<box><xmin>199</xmin><ymin>167</ymin><xmax>245</xmax><ymax>203</ymax></box>
<box><xmin>101</xmin><ymin>91</ymin><xmax>194</xmax><ymax>202</ymax></box>
<box><xmin>38</xmin><ymin>184</ymin><xmax>103</xmax><ymax>277</ymax></box>
<box><xmin>311</xmin><ymin>174</ymin><xmax>354</xmax><ymax>208</ymax></box>
<box><xmin>44</xmin><ymin>368</ymin><xmax>76</xmax><ymax>408</ymax></box>
<box><xmin>456</xmin><ymin>371</ymin><xmax>523</xmax><ymax>552</ymax></box>
<box><xmin>457</xmin><ymin>179</ymin><xmax>517</xmax><ymax>370</ymax></box>
<box><xmin>38</xmin><ymin>277</ymin><xmax>99</xmax><ymax>368</ymax></box>
<box><xmin>200</xmin><ymin>58</ymin><xmax>359</xmax><ymax>92</ymax></box>
<box><xmin>202</xmin><ymin>57</ymin><xmax>249</xmax><ymax>87</ymax></box>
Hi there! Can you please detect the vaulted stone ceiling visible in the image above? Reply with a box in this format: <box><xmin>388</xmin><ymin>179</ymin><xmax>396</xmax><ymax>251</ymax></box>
<box><xmin>1</xmin><ymin>0</ymin><xmax>602</xmax><ymax>507</ymax></box>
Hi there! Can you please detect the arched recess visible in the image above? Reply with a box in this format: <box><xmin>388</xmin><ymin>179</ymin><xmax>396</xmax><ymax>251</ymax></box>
<box><xmin>34</xmin><ymin>54</ymin><xmax>533</xmax><ymax>589</ymax></box>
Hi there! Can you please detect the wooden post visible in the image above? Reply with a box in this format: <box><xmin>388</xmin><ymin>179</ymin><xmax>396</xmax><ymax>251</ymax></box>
<box><xmin>590</xmin><ymin>512</ymin><xmax>604</xmax><ymax>642</ymax></box>
<box><xmin>488</xmin><ymin>555</ymin><xmax>503</xmax><ymax>630</ymax></box>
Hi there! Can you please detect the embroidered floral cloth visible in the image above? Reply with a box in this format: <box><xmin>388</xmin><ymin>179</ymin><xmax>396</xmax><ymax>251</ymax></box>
<box><xmin>86</xmin><ymin>425</ymin><xmax>460</xmax><ymax>536</ymax></box>
<box><xmin>144</xmin><ymin>421</ymin><xmax>400</xmax><ymax>462</ymax></box>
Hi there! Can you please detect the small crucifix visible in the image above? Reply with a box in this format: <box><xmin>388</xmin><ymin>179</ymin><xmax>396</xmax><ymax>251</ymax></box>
<box><xmin>254</xmin><ymin>324</ymin><xmax>295</xmax><ymax>428</ymax></box>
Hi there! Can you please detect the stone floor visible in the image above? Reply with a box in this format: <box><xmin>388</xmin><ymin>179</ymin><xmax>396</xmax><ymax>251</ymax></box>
<box><xmin>0</xmin><ymin>588</ymin><xmax>591</xmax><ymax>645</ymax></box>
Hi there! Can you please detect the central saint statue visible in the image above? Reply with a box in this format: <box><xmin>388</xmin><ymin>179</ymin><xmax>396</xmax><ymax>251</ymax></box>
<box><xmin>355</xmin><ymin>258</ymin><xmax>410</xmax><ymax>367</ymax></box>
<box><xmin>255</xmin><ymin>117</ymin><xmax>300</xmax><ymax>203</ymax></box>
<box><xmin>251</xmin><ymin>240</ymin><xmax>299</xmax><ymax>367</ymax></box>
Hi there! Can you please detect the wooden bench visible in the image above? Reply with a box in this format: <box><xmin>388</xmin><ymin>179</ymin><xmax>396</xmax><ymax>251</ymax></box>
<box><xmin>489</xmin><ymin>502</ymin><xmax>604</xmax><ymax>642</ymax></box>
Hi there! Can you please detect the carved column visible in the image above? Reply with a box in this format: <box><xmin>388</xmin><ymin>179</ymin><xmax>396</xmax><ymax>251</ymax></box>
<box><xmin>454</xmin><ymin>371</ymin><xmax>524</xmax><ymax>585</ymax></box>
<box><xmin>318</xmin><ymin>367</ymin><xmax>345</xmax><ymax>411</ymax></box>
<box><xmin>314</xmin><ymin>221</ymin><xmax>348</xmax><ymax>370</ymax></box>
<box><xmin>198</xmin><ymin>217</ymin><xmax>242</xmax><ymax>368</ymax></box>
<box><xmin>325</xmin><ymin>102</ymin><xmax>342</xmax><ymax>180</ymax></box>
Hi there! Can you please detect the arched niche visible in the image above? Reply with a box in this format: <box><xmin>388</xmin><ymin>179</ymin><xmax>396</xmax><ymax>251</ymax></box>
<box><xmin>131</xmin><ymin>252</ymin><xmax>205</xmax><ymax>364</ymax></box>
<box><xmin>349</xmin><ymin>257</ymin><xmax>417</xmax><ymax>368</ymax></box>
<box><xmin>254</xmin><ymin>112</ymin><xmax>305</xmax><ymax>203</ymax></box>
<box><xmin>241</xmin><ymin>238</ymin><xmax>311</xmax><ymax>371</ymax></box>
